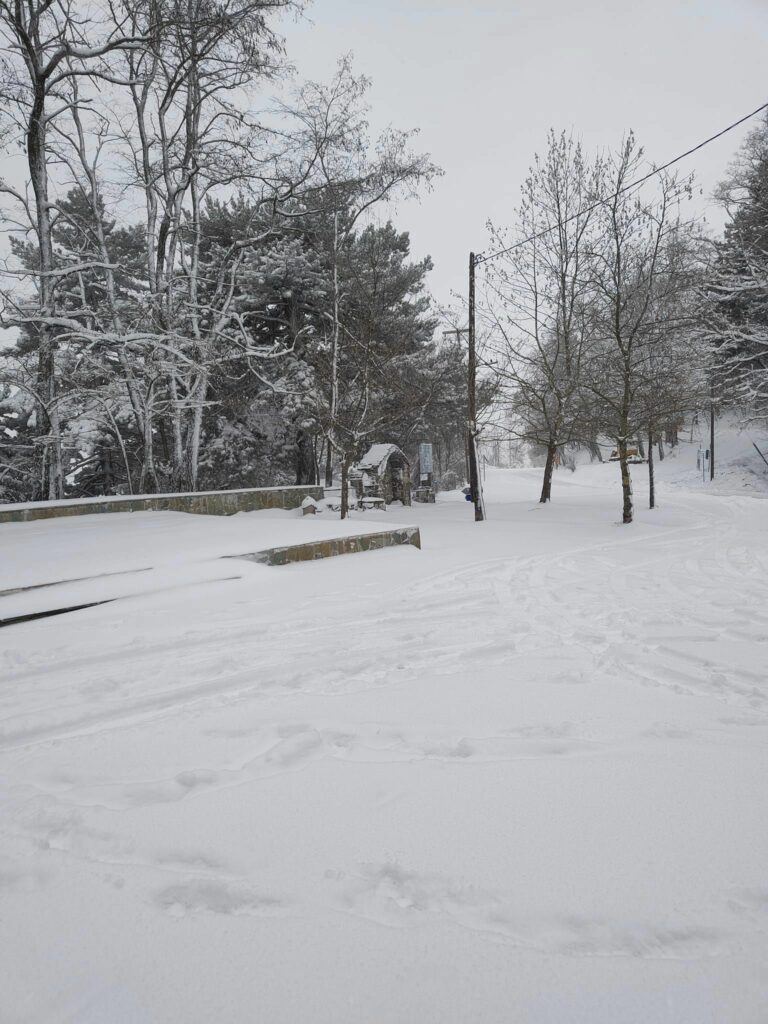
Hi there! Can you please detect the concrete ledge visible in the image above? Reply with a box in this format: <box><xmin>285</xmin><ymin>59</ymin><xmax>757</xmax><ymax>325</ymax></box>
<box><xmin>0</xmin><ymin>526</ymin><xmax>421</xmax><ymax>626</ymax></box>
<box><xmin>226</xmin><ymin>526</ymin><xmax>422</xmax><ymax>566</ymax></box>
<box><xmin>0</xmin><ymin>485</ymin><xmax>324</xmax><ymax>524</ymax></box>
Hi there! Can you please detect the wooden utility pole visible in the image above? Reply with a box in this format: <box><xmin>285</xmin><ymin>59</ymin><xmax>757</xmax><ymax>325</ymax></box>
<box><xmin>468</xmin><ymin>252</ymin><xmax>485</xmax><ymax>521</ymax></box>
<box><xmin>710</xmin><ymin>393</ymin><xmax>715</xmax><ymax>481</ymax></box>
<box><xmin>442</xmin><ymin>263</ymin><xmax>485</xmax><ymax>525</ymax></box>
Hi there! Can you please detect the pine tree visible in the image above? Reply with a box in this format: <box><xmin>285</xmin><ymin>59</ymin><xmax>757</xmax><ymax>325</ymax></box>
<box><xmin>706</xmin><ymin>115</ymin><xmax>768</xmax><ymax>425</ymax></box>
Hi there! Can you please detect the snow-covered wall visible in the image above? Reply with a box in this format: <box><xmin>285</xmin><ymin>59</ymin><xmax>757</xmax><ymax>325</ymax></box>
<box><xmin>0</xmin><ymin>485</ymin><xmax>324</xmax><ymax>524</ymax></box>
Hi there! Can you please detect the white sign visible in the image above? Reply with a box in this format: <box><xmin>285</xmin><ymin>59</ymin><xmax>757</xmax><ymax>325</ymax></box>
<box><xmin>419</xmin><ymin>443</ymin><xmax>433</xmax><ymax>474</ymax></box>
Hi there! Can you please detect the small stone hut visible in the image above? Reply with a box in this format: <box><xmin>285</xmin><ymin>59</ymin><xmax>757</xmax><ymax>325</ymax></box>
<box><xmin>351</xmin><ymin>444</ymin><xmax>412</xmax><ymax>506</ymax></box>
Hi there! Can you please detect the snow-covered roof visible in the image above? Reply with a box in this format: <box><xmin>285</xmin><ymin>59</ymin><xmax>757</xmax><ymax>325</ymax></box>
<box><xmin>355</xmin><ymin>443</ymin><xmax>408</xmax><ymax>474</ymax></box>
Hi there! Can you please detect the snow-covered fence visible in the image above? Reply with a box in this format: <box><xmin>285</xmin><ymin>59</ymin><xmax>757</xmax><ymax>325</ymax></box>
<box><xmin>0</xmin><ymin>485</ymin><xmax>324</xmax><ymax>525</ymax></box>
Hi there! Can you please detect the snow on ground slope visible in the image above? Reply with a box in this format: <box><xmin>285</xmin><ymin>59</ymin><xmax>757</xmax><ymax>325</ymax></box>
<box><xmin>646</xmin><ymin>414</ymin><xmax>768</xmax><ymax>497</ymax></box>
<box><xmin>0</xmin><ymin>461</ymin><xmax>766</xmax><ymax>1023</ymax></box>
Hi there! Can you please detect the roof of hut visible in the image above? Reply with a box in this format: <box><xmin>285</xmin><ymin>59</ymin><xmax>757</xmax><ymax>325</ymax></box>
<box><xmin>356</xmin><ymin>443</ymin><xmax>408</xmax><ymax>475</ymax></box>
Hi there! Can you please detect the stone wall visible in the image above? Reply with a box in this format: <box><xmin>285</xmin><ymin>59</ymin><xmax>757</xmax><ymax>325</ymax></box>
<box><xmin>225</xmin><ymin>526</ymin><xmax>421</xmax><ymax>566</ymax></box>
<box><xmin>0</xmin><ymin>485</ymin><xmax>324</xmax><ymax>525</ymax></box>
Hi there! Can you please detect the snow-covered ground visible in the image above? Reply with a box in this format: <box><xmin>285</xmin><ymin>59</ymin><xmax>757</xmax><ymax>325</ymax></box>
<box><xmin>1</xmin><ymin>439</ymin><xmax>767</xmax><ymax>1023</ymax></box>
<box><xmin>659</xmin><ymin>419</ymin><xmax>768</xmax><ymax>498</ymax></box>
<box><xmin>0</xmin><ymin>510</ymin><xmax>407</xmax><ymax>621</ymax></box>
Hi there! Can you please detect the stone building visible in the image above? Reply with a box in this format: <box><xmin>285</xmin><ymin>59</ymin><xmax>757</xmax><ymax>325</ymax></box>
<box><xmin>350</xmin><ymin>444</ymin><xmax>412</xmax><ymax>506</ymax></box>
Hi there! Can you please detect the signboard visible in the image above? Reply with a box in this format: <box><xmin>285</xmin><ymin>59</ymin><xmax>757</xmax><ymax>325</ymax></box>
<box><xmin>418</xmin><ymin>443</ymin><xmax>433</xmax><ymax>475</ymax></box>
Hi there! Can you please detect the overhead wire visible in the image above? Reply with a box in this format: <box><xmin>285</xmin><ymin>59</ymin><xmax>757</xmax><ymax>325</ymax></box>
<box><xmin>474</xmin><ymin>99</ymin><xmax>768</xmax><ymax>266</ymax></box>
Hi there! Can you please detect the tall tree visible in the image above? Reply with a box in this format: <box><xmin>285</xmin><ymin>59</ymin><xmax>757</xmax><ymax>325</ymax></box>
<box><xmin>483</xmin><ymin>131</ymin><xmax>599</xmax><ymax>503</ymax></box>
<box><xmin>290</xmin><ymin>56</ymin><xmax>439</xmax><ymax>516</ymax></box>
<box><xmin>585</xmin><ymin>134</ymin><xmax>699</xmax><ymax>523</ymax></box>
<box><xmin>705</xmin><ymin>114</ymin><xmax>768</xmax><ymax>426</ymax></box>
<box><xmin>0</xmin><ymin>0</ymin><xmax>148</xmax><ymax>497</ymax></box>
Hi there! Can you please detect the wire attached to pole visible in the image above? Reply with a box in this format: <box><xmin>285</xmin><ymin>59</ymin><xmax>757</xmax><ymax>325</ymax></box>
<box><xmin>475</xmin><ymin>99</ymin><xmax>768</xmax><ymax>267</ymax></box>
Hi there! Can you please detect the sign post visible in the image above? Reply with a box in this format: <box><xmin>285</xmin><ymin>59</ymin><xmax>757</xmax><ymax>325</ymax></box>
<box><xmin>415</xmin><ymin>442</ymin><xmax>435</xmax><ymax>503</ymax></box>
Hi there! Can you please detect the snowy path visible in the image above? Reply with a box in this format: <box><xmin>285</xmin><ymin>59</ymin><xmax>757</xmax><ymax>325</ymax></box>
<box><xmin>1</xmin><ymin>467</ymin><xmax>767</xmax><ymax>1022</ymax></box>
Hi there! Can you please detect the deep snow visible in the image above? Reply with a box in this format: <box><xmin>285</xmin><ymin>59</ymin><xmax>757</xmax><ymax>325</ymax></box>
<box><xmin>0</xmin><ymin>443</ymin><xmax>767</xmax><ymax>1023</ymax></box>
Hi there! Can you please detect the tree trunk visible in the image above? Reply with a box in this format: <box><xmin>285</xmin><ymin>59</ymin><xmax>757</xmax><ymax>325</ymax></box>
<box><xmin>296</xmin><ymin>428</ymin><xmax>316</xmax><ymax>485</ymax></box>
<box><xmin>327</xmin><ymin>211</ymin><xmax>341</xmax><ymax>493</ymax></box>
<box><xmin>618</xmin><ymin>437</ymin><xmax>633</xmax><ymax>524</ymax></box>
<box><xmin>657</xmin><ymin>437</ymin><xmax>664</xmax><ymax>461</ymax></box>
<box><xmin>539</xmin><ymin>443</ymin><xmax>557</xmax><ymax>503</ymax></box>
<box><xmin>648</xmin><ymin>426</ymin><xmax>655</xmax><ymax>509</ymax></box>
<box><xmin>28</xmin><ymin>83</ymin><xmax>63</xmax><ymax>500</ymax></box>
<box><xmin>710</xmin><ymin>400</ymin><xmax>715</xmax><ymax>481</ymax></box>
<box><xmin>101</xmin><ymin>447</ymin><xmax>114</xmax><ymax>494</ymax></box>
<box><xmin>312</xmin><ymin>435</ymin><xmax>321</xmax><ymax>486</ymax></box>
<box><xmin>186</xmin><ymin>372</ymin><xmax>207</xmax><ymax>491</ymax></box>
<box><xmin>37</xmin><ymin>341</ymin><xmax>63</xmax><ymax>500</ymax></box>
<box><xmin>636</xmin><ymin>433</ymin><xmax>645</xmax><ymax>459</ymax></box>
<box><xmin>140</xmin><ymin>390</ymin><xmax>160</xmax><ymax>494</ymax></box>
<box><xmin>324</xmin><ymin>440</ymin><xmax>333</xmax><ymax>488</ymax></box>
<box><xmin>168</xmin><ymin>376</ymin><xmax>185</xmax><ymax>490</ymax></box>
<box><xmin>340</xmin><ymin>453</ymin><xmax>351</xmax><ymax>520</ymax></box>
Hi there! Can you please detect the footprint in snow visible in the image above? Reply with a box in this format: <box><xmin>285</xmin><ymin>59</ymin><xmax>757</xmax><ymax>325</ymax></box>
<box><xmin>338</xmin><ymin>862</ymin><xmax>732</xmax><ymax>960</ymax></box>
<box><xmin>65</xmin><ymin>768</ymin><xmax>223</xmax><ymax>810</ymax></box>
<box><xmin>155</xmin><ymin>879</ymin><xmax>288</xmax><ymax>918</ymax></box>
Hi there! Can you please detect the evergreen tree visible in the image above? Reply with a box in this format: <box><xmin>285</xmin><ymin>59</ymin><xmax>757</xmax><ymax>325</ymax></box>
<box><xmin>706</xmin><ymin>115</ymin><xmax>768</xmax><ymax>425</ymax></box>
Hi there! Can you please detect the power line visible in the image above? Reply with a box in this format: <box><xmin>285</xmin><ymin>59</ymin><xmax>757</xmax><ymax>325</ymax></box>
<box><xmin>474</xmin><ymin>99</ymin><xmax>768</xmax><ymax>267</ymax></box>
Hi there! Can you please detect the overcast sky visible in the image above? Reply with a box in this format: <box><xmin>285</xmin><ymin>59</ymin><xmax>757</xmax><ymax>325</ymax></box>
<box><xmin>281</xmin><ymin>0</ymin><xmax>768</xmax><ymax>312</ymax></box>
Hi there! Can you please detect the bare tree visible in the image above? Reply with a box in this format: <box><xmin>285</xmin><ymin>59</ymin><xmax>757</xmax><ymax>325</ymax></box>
<box><xmin>106</xmin><ymin>0</ymin><xmax>300</xmax><ymax>490</ymax></box>
<box><xmin>585</xmin><ymin>134</ymin><xmax>698</xmax><ymax>523</ymax></box>
<box><xmin>0</xmin><ymin>9</ymin><xmax>442</xmax><ymax>507</ymax></box>
<box><xmin>0</xmin><ymin>0</ymin><xmax>150</xmax><ymax>496</ymax></box>
<box><xmin>0</xmin><ymin>0</ymin><xmax>303</xmax><ymax>496</ymax></box>
<box><xmin>482</xmin><ymin>131</ymin><xmax>599</xmax><ymax>503</ymax></box>
<box><xmin>289</xmin><ymin>56</ymin><xmax>439</xmax><ymax>517</ymax></box>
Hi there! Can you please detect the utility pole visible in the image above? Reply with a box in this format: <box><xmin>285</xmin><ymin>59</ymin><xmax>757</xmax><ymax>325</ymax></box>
<box><xmin>442</xmin><ymin>263</ymin><xmax>486</xmax><ymax>525</ymax></box>
<box><xmin>710</xmin><ymin>387</ymin><xmax>715</xmax><ymax>481</ymax></box>
<box><xmin>467</xmin><ymin>252</ymin><xmax>485</xmax><ymax>521</ymax></box>
<box><xmin>442</xmin><ymin>325</ymin><xmax>471</xmax><ymax>487</ymax></box>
